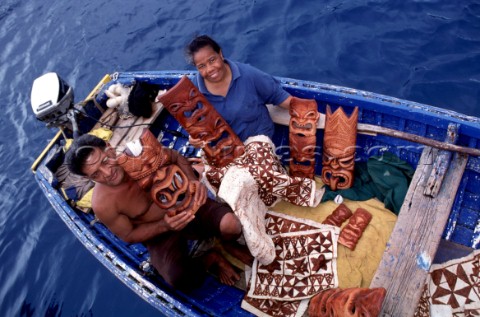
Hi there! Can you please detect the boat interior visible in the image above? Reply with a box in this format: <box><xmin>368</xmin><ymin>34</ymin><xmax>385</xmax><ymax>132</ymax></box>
<box><xmin>32</xmin><ymin>72</ymin><xmax>480</xmax><ymax>316</ymax></box>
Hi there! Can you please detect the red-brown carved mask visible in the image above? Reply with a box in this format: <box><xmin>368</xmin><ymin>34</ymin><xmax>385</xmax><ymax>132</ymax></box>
<box><xmin>118</xmin><ymin>129</ymin><xmax>200</xmax><ymax>215</ymax></box>
<box><xmin>289</xmin><ymin>97</ymin><xmax>320</xmax><ymax>137</ymax></box>
<box><xmin>308</xmin><ymin>287</ymin><xmax>386</xmax><ymax>317</ymax></box>
<box><xmin>338</xmin><ymin>208</ymin><xmax>372</xmax><ymax>251</ymax></box>
<box><xmin>150</xmin><ymin>164</ymin><xmax>199</xmax><ymax>215</ymax></box>
<box><xmin>328</xmin><ymin>288</ymin><xmax>386</xmax><ymax>317</ymax></box>
<box><xmin>321</xmin><ymin>106</ymin><xmax>358</xmax><ymax>191</ymax></box>
<box><xmin>157</xmin><ymin>76</ymin><xmax>244</xmax><ymax>167</ymax></box>
<box><xmin>289</xmin><ymin>134</ymin><xmax>317</xmax><ymax>178</ymax></box>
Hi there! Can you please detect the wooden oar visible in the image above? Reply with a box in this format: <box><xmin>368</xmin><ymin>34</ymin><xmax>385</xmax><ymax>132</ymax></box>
<box><xmin>267</xmin><ymin>105</ymin><xmax>480</xmax><ymax>157</ymax></box>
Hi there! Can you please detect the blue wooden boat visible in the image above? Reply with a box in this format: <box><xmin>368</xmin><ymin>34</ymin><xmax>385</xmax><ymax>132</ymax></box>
<box><xmin>30</xmin><ymin>71</ymin><xmax>480</xmax><ymax>316</ymax></box>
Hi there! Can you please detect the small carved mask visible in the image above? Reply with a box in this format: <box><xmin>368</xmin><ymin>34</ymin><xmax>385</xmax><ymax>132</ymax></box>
<box><xmin>322</xmin><ymin>204</ymin><xmax>353</xmax><ymax>227</ymax></box>
<box><xmin>338</xmin><ymin>208</ymin><xmax>372</xmax><ymax>251</ymax></box>
<box><xmin>289</xmin><ymin>97</ymin><xmax>320</xmax><ymax>137</ymax></box>
<box><xmin>321</xmin><ymin>105</ymin><xmax>358</xmax><ymax>191</ymax></box>
<box><xmin>157</xmin><ymin>76</ymin><xmax>244</xmax><ymax>167</ymax></box>
<box><xmin>308</xmin><ymin>287</ymin><xmax>386</xmax><ymax>317</ymax></box>
<box><xmin>329</xmin><ymin>288</ymin><xmax>386</xmax><ymax>317</ymax></box>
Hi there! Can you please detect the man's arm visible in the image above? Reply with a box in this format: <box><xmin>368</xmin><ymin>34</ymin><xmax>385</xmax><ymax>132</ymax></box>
<box><xmin>96</xmin><ymin>203</ymin><xmax>194</xmax><ymax>244</ymax></box>
<box><xmin>278</xmin><ymin>95</ymin><xmax>292</xmax><ymax>110</ymax></box>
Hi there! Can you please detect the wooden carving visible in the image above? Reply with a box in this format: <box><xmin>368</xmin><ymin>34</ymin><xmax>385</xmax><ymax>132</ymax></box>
<box><xmin>117</xmin><ymin>129</ymin><xmax>203</xmax><ymax>216</ymax></box>
<box><xmin>322</xmin><ymin>203</ymin><xmax>353</xmax><ymax>227</ymax></box>
<box><xmin>338</xmin><ymin>208</ymin><xmax>372</xmax><ymax>251</ymax></box>
<box><xmin>308</xmin><ymin>287</ymin><xmax>386</xmax><ymax>317</ymax></box>
<box><xmin>289</xmin><ymin>97</ymin><xmax>319</xmax><ymax>179</ymax></box>
<box><xmin>321</xmin><ymin>105</ymin><xmax>358</xmax><ymax>190</ymax></box>
<box><xmin>157</xmin><ymin>76</ymin><xmax>244</xmax><ymax>168</ymax></box>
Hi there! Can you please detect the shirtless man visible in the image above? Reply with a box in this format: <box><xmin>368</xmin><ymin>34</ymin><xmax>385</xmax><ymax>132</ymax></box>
<box><xmin>65</xmin><ymin>134</ymin><xmax>242</xmax><ymax>291</ymax></box>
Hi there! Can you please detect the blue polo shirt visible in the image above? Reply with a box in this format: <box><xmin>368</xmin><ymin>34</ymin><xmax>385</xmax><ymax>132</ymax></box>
<box><xmin>191</xmin><ymin>59</ymin><xmax>290</xmax><ymax>142</ymax></box>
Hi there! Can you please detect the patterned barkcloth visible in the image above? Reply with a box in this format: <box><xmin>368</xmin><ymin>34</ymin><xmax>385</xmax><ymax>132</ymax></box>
<box><xmin>205</xmin><ymin>135</ymin><xmax>315</xmax><ymax>207</ymax></box>
<box><xmin>241</xmin><ymin>211</ymin><xmax>339</xmax><ymax>317</ymax></box>
<box><xmin>415</xmin><ymin>250</ymin><xmax>480</xmax><ymax>317</ymax></box>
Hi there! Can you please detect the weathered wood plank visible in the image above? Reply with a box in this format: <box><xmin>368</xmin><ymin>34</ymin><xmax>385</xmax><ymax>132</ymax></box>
<box><xmin>424</xmin><ymin>124</ymin><xmax>459</xmax><ymax>197</ymax></box>
<box><xmin>108</xmin><ymin>115</ymin><xmax>138</xmax><ymax>148</ymax></box>
<box><xmin>92</xmin><ymin>107</ymin><xmax>119</xmax><ymax>130</ymax></box>
<box><xmin>118</xmin><ymin>102</ymin><xmax>164</xmax><ymax>151</ymax></box>
<box><xmin>370</xmin><ymin>146</ymin><xmax>468</xmax><ymax>317</ymax></box>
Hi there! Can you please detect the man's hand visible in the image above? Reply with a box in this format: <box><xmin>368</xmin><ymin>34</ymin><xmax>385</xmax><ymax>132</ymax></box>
<box><xmin>163</xmin><ymin>211</ymin><xmax>195</xmax><ymax>231</ymax></box>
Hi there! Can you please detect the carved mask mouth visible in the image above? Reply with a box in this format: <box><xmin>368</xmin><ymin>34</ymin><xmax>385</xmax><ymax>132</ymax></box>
<box><xmin>292</xmin><ymin>121</ymin><xmax>313</xmax><ymax>131</ymax></box>
<box><xmin>151</xmin><ymin>166</ymin><xmax>191</xmax><ymax>210</ymax></box>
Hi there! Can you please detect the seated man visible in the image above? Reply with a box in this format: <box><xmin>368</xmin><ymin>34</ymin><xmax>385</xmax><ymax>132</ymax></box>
<box><xmin>65</xmin><ymin>133</ymin><xmax>243</xmax><ymax>291</ymax></box>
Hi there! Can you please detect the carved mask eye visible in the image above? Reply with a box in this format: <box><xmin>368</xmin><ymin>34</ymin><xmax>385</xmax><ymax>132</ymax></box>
<box><xmin>169</xmin><ymin>102</ymin><xmax>183</xmax><ymax>113</ymax></box>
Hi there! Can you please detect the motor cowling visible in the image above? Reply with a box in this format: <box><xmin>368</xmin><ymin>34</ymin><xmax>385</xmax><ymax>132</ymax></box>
<box><xmin>30</xmin><ymin>72</ymin><xmax>74</xmax><ymax>127</ymax></box>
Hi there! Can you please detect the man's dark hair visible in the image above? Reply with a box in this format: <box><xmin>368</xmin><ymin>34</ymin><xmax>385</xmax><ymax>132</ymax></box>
<box><xmin>65</xmin><ymin>134</ymin><xmax>107</xmax><ymax>176</ymax></box>
<box><xmin>185</xmin><ymin>34</ymin><xmax>222</xmax><ymax>64</ymax></box>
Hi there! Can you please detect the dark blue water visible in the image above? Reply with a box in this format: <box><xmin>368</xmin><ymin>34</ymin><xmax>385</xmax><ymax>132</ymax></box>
<box><xmin>1</xmin><ymin>0</ymin><xmax>479</xmax><ymax>316</ymax></box>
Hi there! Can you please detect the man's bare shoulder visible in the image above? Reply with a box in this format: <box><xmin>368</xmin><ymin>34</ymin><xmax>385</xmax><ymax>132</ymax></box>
<box><xmin>91</xmin><ymin>184</ymin><xmax>121</xmax><ymax>217</ymax></box>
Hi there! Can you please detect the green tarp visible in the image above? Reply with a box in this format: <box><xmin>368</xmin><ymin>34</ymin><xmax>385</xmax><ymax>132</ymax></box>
<box><xmin>321</xmin><ymin>152</ymin><xmax>415</xmax><ymax>215</ymax></box>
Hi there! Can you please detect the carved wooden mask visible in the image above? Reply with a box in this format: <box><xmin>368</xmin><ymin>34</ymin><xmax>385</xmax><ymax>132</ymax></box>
<box><xmin>321</xmin><ymin>105</ymin><xmax>358</xmax><ymax>190</ymax></box>
<box><xmin>289</xmin><ymin>134</ymin><xmax>317</xmax><ymax>179</ymax></box>
<box><xmin>157</xmin><ymin>76</ymin><xmax>244</xmax><ymax>167</ymax></box>
<box><xmin>338</xmin><ymin>208</ymin><xmax>372</xmax><ymax>251</ymax></box>
<box><xmin>308</xmin><ymin>287</ymin><xmax>386</xmax><ymax>317</ymax></box>
<box><xmin>289</xmin><ymin>97</ymin><xmax>320</xmax><ymax>137</ymax></box>
<box><xmin>117</xmin><ymin>129</ymin><xmax>200</xmax><ymax>215</ymax></box>
<box><xmin>289</xmin><ymin>97</ymin><xmax>319</xmax><ymax>179</ymax></box>
<box><xmin>322</xmin><ymin>203</ymin><xmax>353</xmax><ymax>227</ymax></box>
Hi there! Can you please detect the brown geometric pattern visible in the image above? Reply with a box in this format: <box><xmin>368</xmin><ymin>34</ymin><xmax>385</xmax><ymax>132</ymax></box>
<box><xmin>241</xmin><ymin>296</ymin><xmax>309</xmax><ymax>317</ymax></box>
<box><xmin>205</xmin><ymin>136</ymin><xmax>315</xmax><ymax>207</ymax></box>
<box><xmin>241</xmin><ymin>211</ymin><xmax>339</xmax><ymax>317</ymax></box>
<box><xmin>453</xmin><ymin>303</ymin><xmax>480</xmax><ymax>316</ymax></box>
<box><xmin>415</xmin><ymin>250</ymin><xmax>480</xmax><ymax>317</ymax></box>
<box><xmin>246</xmin><ymin>211</ymin><xmax>339</xmax><ymax>302</ymax></box>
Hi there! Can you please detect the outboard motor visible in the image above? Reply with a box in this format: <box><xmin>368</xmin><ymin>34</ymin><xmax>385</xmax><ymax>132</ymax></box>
<box><xmin>31</xmin><ymin>72</ymin><xmax>75</xmax><ymax>128</ymax></box>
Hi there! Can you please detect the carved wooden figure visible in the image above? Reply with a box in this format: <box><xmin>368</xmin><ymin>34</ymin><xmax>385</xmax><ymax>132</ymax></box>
<box><xmin>322</xmin><ymin>105</ymin><xmax>358</xmax><ymax>190</ymax></box>
<box><xmin>289</xmin><ymin>97</ymin><xmax>320</xmax><ymax>179</ymax></box>
<box><xmin>308</xmin><ymin>287</ymin><xmax>386</xmax><ymax>317</ymax></box>
<box><xmin>338</xmin><ymin>208</ymin><xmax>372</xmax><ymax>251</ymax></box>
<box><xmin>117</xmin><ymin>129</ymin><xmax>202</xmax><ymax>216</ymax></box>
<box><xmin>156</xmin><ymin>76</ymin><xmax>244</xmax><ymax>168</ymax></box>
<box><xmin>322</xmin><ymin>203</ymin><xmax>353</xmax><ymax>227</ymax></box>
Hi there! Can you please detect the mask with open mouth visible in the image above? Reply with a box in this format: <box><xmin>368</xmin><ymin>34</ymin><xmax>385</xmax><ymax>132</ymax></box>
<box><xmin>321</xmin><ymin>105</ymin><xmax>358</xmax><ymax>191</ymax></box>
<box><xmin>117</xmin><ymin>129</ymin><xmax>200</xmax><ymax>215</ymax></box>
<box><xmin>289</xmin><ymin>97</ymin><xmax>320</xmax><ymax>179</ymax></box>
<box><xmin>157</xmin><ymin>76</ymin><xmax>244</xmax><ymax>168</ymax></box>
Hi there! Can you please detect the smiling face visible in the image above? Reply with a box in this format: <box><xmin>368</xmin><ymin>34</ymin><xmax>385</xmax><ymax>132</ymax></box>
<box><xmin>81</xmin><ymin>147</ymin><xmax>125</xmax><ymax>187</ymax></box>
<box><xmin>192</xmin><ymin>46</ymin><xmax>228</xmax><ymax>84</ymax></box>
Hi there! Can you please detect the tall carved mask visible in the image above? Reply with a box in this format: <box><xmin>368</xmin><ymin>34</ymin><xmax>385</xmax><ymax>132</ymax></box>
<box><xmin>308</xmin><ymin>287</ymin><xmax>386</xmax><ymax>317</ymax></box>
<box><xmin>157</xmin><ymin>76</ymin><xmax>244</xmax><ymax>168</ymax></box>
<box><xmin>321</xmin><ymin>105</ymin><xmax>358</xmax><ymax>190</ymax></box>
<box><xmin>117</xmin><ymin>129</ymin><xmax>201</xmax><ymax>216</ymax></box>
<box><xmin>289</xmin><ymin>97</ymin><xmax>320</xmax><ymax>179</ymax></box>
